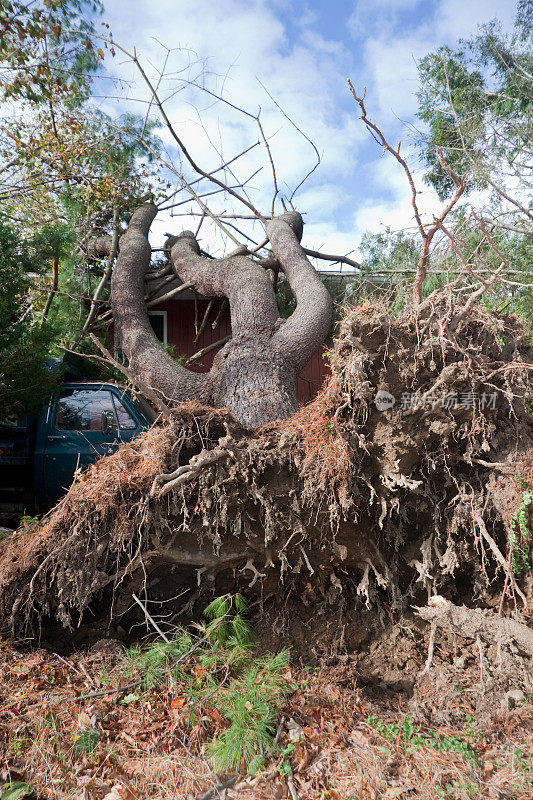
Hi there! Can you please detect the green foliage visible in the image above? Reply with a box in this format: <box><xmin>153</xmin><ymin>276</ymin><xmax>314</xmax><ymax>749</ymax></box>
<box><xmin>72</xmin><ymin>726</ymin><xmax>100</xmax><ymax>755</ymax></box>
<box><xmin>358</xmin><ymin>228</ymin><xmax>419</xmax><ymax>278</ymax></box>
<box><xmin>417</xmin><ymin>4</ymin><xmax>533</xmax><ymax>200</ymax></box>
<box><xmin>509</xmin><ymin>475</ymin><xmax>532</xmax><ymax>575</ymax></box>
<box><xmin>514</xmin><ymin>746</ymin><xmax>533</xmax><ymax>773</ymax></box>
<box><xmin>0</xmin><ymin>0</ymin><xmax>103</xmax><ymax>106</ymax></box>
<box><xmin>276</xmin><ymin>743</ymin><xmax>295</xmax><ymax>776</ymax></box>
<box><xmin>203</xmin><ymin>592</ymin><xmax>254</xmax><ymax>649</ymax></box>
<box><xmin>122</xmin><ymin>595</ymin><xmax>292</xmax><ymax>774</ymax></box>
<box><xmin>0</xmin><ymin>218</ymin><xmax>62</xmax><ymax>415</ymax></box>
<box><xmin>0</xmin><ymin>2</ymin><xmax>167</xmax><ymax>363</ymax></box>
<box><xmin>124</xmin><ymin>630</ymin><xmax>193</xmax><ymax>690</ymax></box>
<box><xmin>10</xmin><ymin>733</ymin><xmax>29</xmax><ymax>755</ymax></box>
<box><xmin>0</xmin><ymin>782</ymin><xmax>34</xmax><ymax>800</ymax></box>
<box><xmin>353</xmin><ymin>228</ymin><xmax>448</xmax><ymax>313</ymax></box>
<box><xmin>206</xmin><ymin>648</ymin><xmax>290</xmax><ymax>774</ymax></box>
<box><xmin>366</xmin><ymin>713</ymin><xmax>479</xmax><ymax>767</ymax></box>
<box><xmin>435</xmin><ymin>779</ymin><xmax>479</xmax><ymax>799</ymax></box>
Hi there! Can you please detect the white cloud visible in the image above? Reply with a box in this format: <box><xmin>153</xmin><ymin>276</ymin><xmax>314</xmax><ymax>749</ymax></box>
<box><xmin>96</xmin><ymin>0</ymin><xmax>520</xmax><ymax>259</ymax></box>
<box><xmin>351</xmin><ymin>0</ymin><xmax>518</xmax><ymax>124</ymax></box>
<box><xmin>437</xmin><ymin>0</ymin><xmax>515</xmax><ymax>41</ymax></box>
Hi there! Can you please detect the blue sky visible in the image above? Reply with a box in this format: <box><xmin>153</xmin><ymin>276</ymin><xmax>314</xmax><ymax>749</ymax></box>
<box><xmin>97</xmin><ymin>0</ymin><xmax>518</xmax><ymax>263</ymax></box>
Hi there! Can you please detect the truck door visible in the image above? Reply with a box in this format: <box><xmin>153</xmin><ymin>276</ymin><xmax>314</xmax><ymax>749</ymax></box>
<box><xmin>38</xmin><ymin>386</ymin><xmax>139</xmax><ymax>506</ymax></box>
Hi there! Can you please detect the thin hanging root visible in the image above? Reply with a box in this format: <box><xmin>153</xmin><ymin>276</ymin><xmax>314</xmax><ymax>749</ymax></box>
<box><xmin>299</xmin><ymin>545</ymin><xmax>314</xmax><ymax>575</ymax></box>
<box><xmin>356</xmin><ymin>564</ymin><xmax>371</xmax><ymax>606</ymax></box>
<box><xmin>474</xmin><ymin>513</ymin><xmax>528</xmax><ymax>608</ymax></box>
<box><xmin>418</xmin><ymin>622</ymin><xmax>437</xmax><ymax>677</ymax></box>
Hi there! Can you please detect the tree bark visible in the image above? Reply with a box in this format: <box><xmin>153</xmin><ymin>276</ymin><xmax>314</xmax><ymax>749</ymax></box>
<box><xmin>111</xmin><ymin>205</ymin><xmax>332</xmax><ymax>427</ymax></box>
<box><xmin>111</xmin><ymin>204</ymin><xmax>208</xmax><ymax>405</ymax></box>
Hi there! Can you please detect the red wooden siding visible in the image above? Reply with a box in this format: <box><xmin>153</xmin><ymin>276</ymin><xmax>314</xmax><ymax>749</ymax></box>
<box><xmin>153</xmin><ymin>296</ymin><xmax>330</xmax><ymax>405</ymax></box>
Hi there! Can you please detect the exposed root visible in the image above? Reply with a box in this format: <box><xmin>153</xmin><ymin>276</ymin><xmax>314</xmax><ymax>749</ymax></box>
<box><xmin>416</xmin><ymin>596</ymin><xmax>533</xmax><ymax>661</ymax></box>
<box><xmin>0</xmin><ymin>290</ymin><xmax>532</xmax><ymax>645</ymax></box>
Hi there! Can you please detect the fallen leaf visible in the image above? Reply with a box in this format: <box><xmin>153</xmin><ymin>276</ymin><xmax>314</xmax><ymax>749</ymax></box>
<box><xmin>122</xmin><ymin>759</ymin><xmax>144</xmax><ymax>776</ymax></box>
<box><xmin>102</xmin><ymin>785</ymin><xmax>129</xmax><ymax>800</ymax></box>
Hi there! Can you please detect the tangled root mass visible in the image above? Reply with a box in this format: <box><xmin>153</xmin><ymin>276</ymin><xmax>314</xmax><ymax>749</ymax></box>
<box><xmin>1</xmin><ymin>291</ymin><xmax>532</xmax><ymax>642</ymax></box>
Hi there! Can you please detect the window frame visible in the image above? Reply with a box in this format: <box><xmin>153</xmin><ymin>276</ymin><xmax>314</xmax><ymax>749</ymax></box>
<box><xmin>148</xmin><ymin>310</ymin><xmax>168</xmax><ymax>345</ymax></box>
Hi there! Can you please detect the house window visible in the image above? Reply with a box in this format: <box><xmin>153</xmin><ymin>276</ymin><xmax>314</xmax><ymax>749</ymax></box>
<box><xmin>148</xmin><ymin>311</ymin><xmax>167</xmax><ymax>345</ymax></box>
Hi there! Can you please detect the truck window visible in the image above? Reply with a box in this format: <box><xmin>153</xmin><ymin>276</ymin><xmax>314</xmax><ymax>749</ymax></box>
<box><xmin>112</xmin><ymin>396</ymin><xmax>137</xmax><ymax>430</ymax></box>
<box><xmin>56</xmin><ymin>389</ymin><xmax>116</xmax><ymax>431</ymax></box>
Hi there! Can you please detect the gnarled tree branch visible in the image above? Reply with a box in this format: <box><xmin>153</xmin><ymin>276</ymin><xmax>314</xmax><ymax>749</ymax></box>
<box><xmin>111</xmin><ymin>203</ymin><xmax>208</xmax><ymax>404</ymax></box>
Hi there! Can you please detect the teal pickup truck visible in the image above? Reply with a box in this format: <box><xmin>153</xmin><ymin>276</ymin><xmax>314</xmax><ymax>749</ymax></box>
<box><xmin>0</xmin><ymin>382</ymin><xmax>155</xmax><ymax>515</ymax></box>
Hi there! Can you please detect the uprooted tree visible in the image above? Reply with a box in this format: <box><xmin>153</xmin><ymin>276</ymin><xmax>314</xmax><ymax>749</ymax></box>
<box><xmin>0</xmin><ymin>15</ymin><xmax>532</xmax><ymax>689</ymax></box>
<box><xmin>1</xmin><ymin>289</ymin><xmax>532</xmax><ymax>674</ymax></box>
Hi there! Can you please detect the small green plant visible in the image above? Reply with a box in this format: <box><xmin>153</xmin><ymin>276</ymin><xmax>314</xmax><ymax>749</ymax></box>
<box><xmin>509</xmin><ymin>474</ymin><xmax>532</xmax><ymax>575</ymax></box>
<box><xmin>276</xmin><ymin>743</ymin><xmax>295</xmax><ymax>776</ymax></box>
<box><xmin>10</xmin><ymin>735</ymin><xmax>27</xmax><ymax>756</ymax></box>
<box><xmin>513</xmin><ymin>746</ymin><xmax>533</xmax><ymax>773</ymax></box>
<box><xmin>366</xmin><ymin>714</ymin><xmax>479</xmax><ymax>767</ymax></box>
<box><xmin>19</xmin><ymin>513</ymin><xmax>39</xmax><ymax>529</ymax></box>
<box><xmin>122</xmin><ymin>594</ymin><xmax>292</xmax><ymax>774</ymax></box>
<box><xmin>325</xmin><ymin>419</ymin><xmax>334</xmax><ymax>432</ymax></box>
<box><xmin>98</xmin><ymin>665</ymin><xmax>114</xmax><ymax>687</ymax></box>
<box><xmin>73</xmin><ymin>726</ymin><xmax>100</xmax><ymax>755</ymax></box>
<box><xmin>435</xmin><ymin>779</ymin><xmax>479</xmax><ymax>799</ymax></box>
<box><xmin>0</xmin><ymin>782</ymin><xmax>34</xmax><ymax>800</ymax></box>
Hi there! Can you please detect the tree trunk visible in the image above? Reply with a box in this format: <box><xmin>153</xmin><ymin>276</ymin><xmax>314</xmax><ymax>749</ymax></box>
<box><xmin>210</xmin><ymin>339</ymin><xmax>298</xmax><ymax>428</ymax></box>
<box><xmin>111</xmin><ymin>205</ymin><xmax>332</xmax><ymax>427</ymax></box>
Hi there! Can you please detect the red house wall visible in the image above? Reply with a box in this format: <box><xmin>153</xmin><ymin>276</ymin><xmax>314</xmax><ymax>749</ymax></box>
<box><xmin>154</xmin><ymin>297</ymin><xmax>330</xmax><ymax>406</ymax></box>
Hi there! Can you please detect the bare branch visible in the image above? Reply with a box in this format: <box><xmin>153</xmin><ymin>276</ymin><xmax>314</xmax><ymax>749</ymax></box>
<box><xmin>348</xmin><ymin>81</ymin><xmax>465</xmax><ymax>305</ymax></box>
<box><xmin>186</xmin><ymin>335</ymin><xmax>231</xmax><ymax>365</ymax></box>
<box><xmin>86</xmin><ymin>34</ymin><xmax>266</xmax><ymax>221</ymax></box>
<box><xmin>74</xmin><ymin>206</ymin><xmax>120</xmax><ymax>347</ymax></box>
